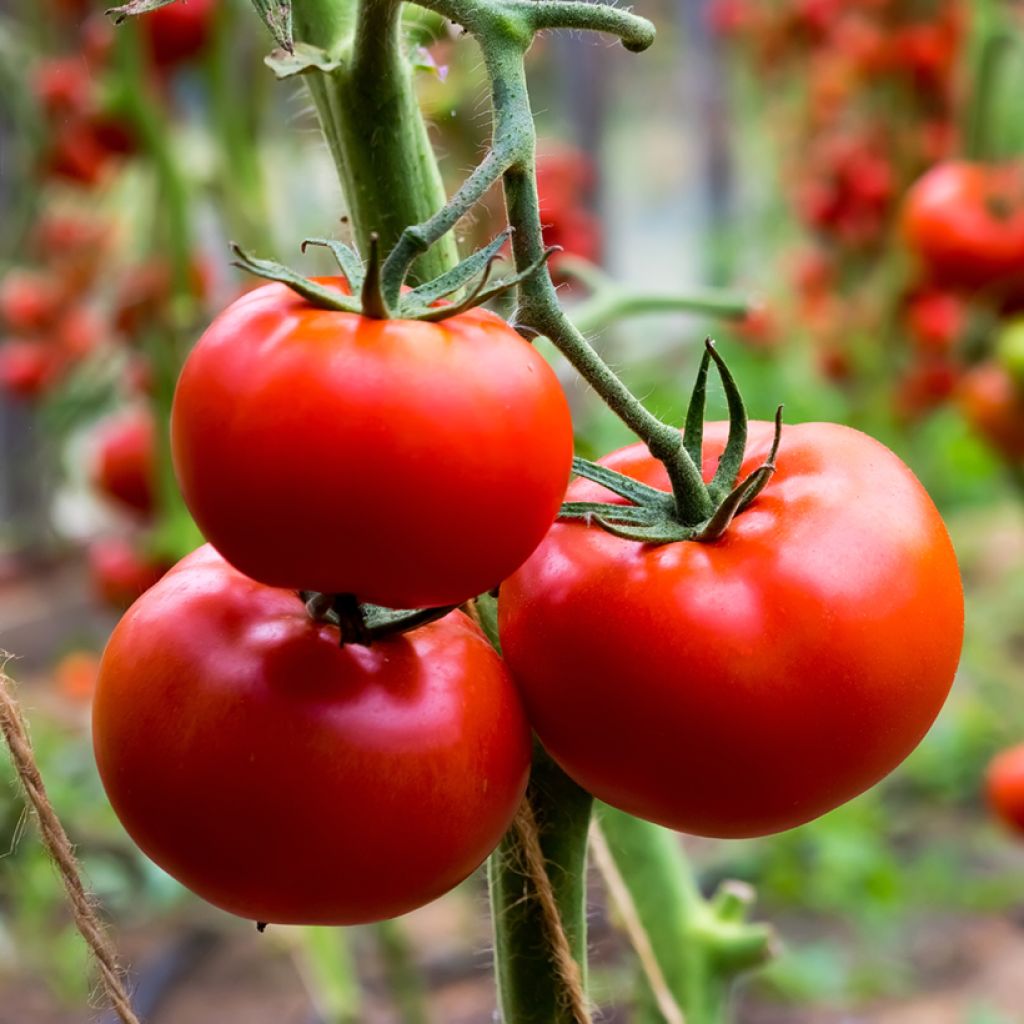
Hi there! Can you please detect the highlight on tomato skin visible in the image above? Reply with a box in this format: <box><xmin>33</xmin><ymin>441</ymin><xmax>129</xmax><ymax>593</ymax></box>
<box><xmin>986</xmin><ymin>744</ymin><xmax>1024</xmax><ymax>836</ymax></box>
<box><xmin>170</xmin><ymin>279</ymin><xmax>575</xmax><ymax>608</ymax></box>
<box><xmin>498</xmin><ymin>420</ymin><xmax>965</xmax><ymax>840</ymax></box>
<box><xmin>92</xmin><ymin>545</ymin><xmax>532</xmax><ymax>926</ymax></box>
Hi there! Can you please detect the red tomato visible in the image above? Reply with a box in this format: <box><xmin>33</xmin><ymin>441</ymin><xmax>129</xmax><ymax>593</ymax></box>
<box><xmin>45</xmin><ymin>119</ymin><xmax>116</xmax><ymax>186</ymax></box>
<box><xmin>0</xmin><ymin>271</ymin><xmax>61</xmax><ymax>333</ymax></box>
<box><xmin>0</xmin><ymin>340</ymin><xmax>62</xmax><ymax>398</ymax></box>
<box><xmin>904</xmin><ymin>290</ymin><xmax>964</xmax><ymax>355</ymax></box>
<box><xmin>33</xmin><ymin>58</ymin><xmax>94</xmax><ymax>118</ymax></box>
<box><xmin>957</xmin><ymin>362</ymin><xmax>1024</xmax><ymax>463</ymax></box>
<box><xmin>142</xmin><ymin>0</ymin><xmax>215</xmax><ymax>68</ymax></box>
<box><xmin>88</xmin><ymin>537</ymin><xmax>168</xmax><ymax>608</ymax></box>
<box><xmin>172</xmin><ymin>280</ymin><xmax>573</xmax><ymax>608</ymax></box>
<box><xmin>92</xmin><ymin>408</ymin><xmax>157</xmax><ymax>517</ymax></box>
<box><xmin>93</xmin><ymin>545</ymin><xmax>530</xmax><ymax>924</ymax></box>
<box><xmin>499</xmin><ymin>421</ymin><xmax>964</xmax><ymax>838</ymax></box>
<box><xmin>902</xmin><ymin>162</ymin><xmax>1024</xmax><ymax>292</ymax></box>
<box><xmin>987</xmin><ymin>744</ymin><xmax>1024</xmax><ymax>835</ymax></box>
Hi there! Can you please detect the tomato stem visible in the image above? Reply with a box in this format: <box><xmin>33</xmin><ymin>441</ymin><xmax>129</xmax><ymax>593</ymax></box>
<box><xmin>289</xmin><ymin>0</ymin><xmax>460</xmax><ymax>282</ymax></box>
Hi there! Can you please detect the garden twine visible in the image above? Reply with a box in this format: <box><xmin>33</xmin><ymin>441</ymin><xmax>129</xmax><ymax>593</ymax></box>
<box><xmin>510</xmin><ymin>797</ymin><xmax>593</xmax><ymax>1024</ymax></box>
<box><xmin>0</xmin><ymin>659</ymin><xmax>142</xmax><ymax>1024</ymax></box>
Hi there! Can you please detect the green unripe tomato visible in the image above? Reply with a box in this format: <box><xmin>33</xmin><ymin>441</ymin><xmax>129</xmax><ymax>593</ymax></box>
<box><xmin>996</xmin><ymin>317</ymin><xmax>1024</xmax><ymax>389</ymax></box>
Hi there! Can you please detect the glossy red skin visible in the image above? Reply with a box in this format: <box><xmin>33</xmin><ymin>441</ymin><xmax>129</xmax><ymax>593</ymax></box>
<box><xmin>88</xmin><ymin>537</ymin><xmax>168</xmax><ymax>608</ymax></box>
<box><xmin>499</xmin><ymin>421</ymin><xmax>964</xmax><ymax>838</ymax></box>
<box><xmin>902</xmin><ymin>162</ymin><xmax>1024</xmax><ymax>291</ymax></box>
<box><xmin>172</xmin><ymin>279</ymin><xmax>573</xmax><ymax>607</ymax></box>
<box><xmin>987</xmin><ymin>745</ymin><xmax>1024</xmax><ymax>835</ymax></box>
<box><xmin>92</xmin><ymin>409</ymin><xmax>156</xmax><ymax>516</ymax></box>
<box><xmin>93</xmin><ymin>545</ymin><xmax>530</xmax><ymax>924</ymax></box>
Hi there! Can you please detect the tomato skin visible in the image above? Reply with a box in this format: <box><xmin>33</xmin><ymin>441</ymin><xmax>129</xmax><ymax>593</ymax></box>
<box><xmin>92</xmin><ymin>409</ymin><xmax>156</xmax><ymax>517</ymax></box>
<box><xmin>171</xmin><ymin>280</ymin><xmax>573</xmax><ymax>608</ymax></box>
<box><xmin>902</xmin><ymin>162</ymin><xmax>1024</xmax><ymax>291</ymax></box>
<box><xmin>499</xmin><ymin>421</ymin><xmax>963</xmax><ymax>839</ymax></box>
<box><xmin>987</xmin><ymin>745</ymin><xmax>1024</xmax><ymax>835</ymax></box>
<box><xmin>93</xmin><ymin>545</ymin><xmax>530</xmax><ymax>924</ymax></box>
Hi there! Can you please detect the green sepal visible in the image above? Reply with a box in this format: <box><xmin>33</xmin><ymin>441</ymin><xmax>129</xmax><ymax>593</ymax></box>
<box><xmin>681</xmin><ymin>345</ymin><xmax>711</xmax><ymax>469</ymax></box>
<box><xmin>569</xmin><ymin>456</ymin><xmax>675</xmax><ymax>510</ymax></box>
<box><xmin>558</xmin><ymin>502</ymin><xmax>662</xmax><ymax>526</ymax></box>
<box><xmin>705</xmin><ymin>339</ymin><xmax>749</xmax><ymax>502</ymax></box>
<box><xmin>301</xmin><ymin>238</ymin><xmax>366</xmax><ymax>290</ymax></box>
<box><xmin>230</xmin><ymin>243</ymin><xmax>363</xmax><ymax>313</ymax></box>
<box><xmin>403</xmin><ymin>246</ymin><xmax>556</xmax><ymax>323</ymax></box>
<box><xmin>591</xmin><ymin>516</ymin><xmax>697</xmax><ymax>545</ymax></box>
<box><xmin>403</xmin><ymin>230</ymin><xmax>511</xmax><ymax>308</ymax></box>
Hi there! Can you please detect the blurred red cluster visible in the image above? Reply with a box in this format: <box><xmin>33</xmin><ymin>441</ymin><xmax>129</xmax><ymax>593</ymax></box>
<box><xmin>714</xmin><ymin>0</ymin><xmax>1024</xmax><ymax>467</ymax></box>
<box><xmin>1</xmin><ymin>1</ymin><xmax>217</xmax><ymax>605</ymax></box>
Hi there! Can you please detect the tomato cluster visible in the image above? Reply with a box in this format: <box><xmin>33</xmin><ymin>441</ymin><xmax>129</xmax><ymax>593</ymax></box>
<box><xmin>91</xmin><ymin>251</ymin><xmax>964</xmax><ymax>922</ymax></box>
<box><xmin>95</xmin><ymin>273</ymin><xmax>575</xmax><ymax>923</ymax></box>
<box><xmin>713</xmin><ymin>0</ymin><xmax>967</xmax><ymax>396</ymax></box>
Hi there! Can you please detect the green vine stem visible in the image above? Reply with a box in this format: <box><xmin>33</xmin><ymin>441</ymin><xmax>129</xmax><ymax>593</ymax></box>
<box><xmin>375</xmin><ymin>0</ymin><xmax>713</xmax><ymax>523</ymax></box>
<box><xmin>596</xmin><ymin>806</ymin><xmax>775</xmax><ymax>1024</ymax></box>
<box><xmin>555</xmin><ymin>256</ymin><xmax>750</xmax><ymax>336</ymax></box>
<box><xmin>488</xmin><ymin>746</ymin><xmax>594</xmax><ymax>1024</ymax></box>
<box><xmin>290</xmin><ymin>0</ymin><xmax>459</xmax><ymax>281</ymax></box>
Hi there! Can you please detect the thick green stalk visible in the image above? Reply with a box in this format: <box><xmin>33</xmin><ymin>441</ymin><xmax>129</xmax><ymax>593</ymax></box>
<box><xmin>597</xmin><ymin>806</ymin><xmax>774</xmax><ymax>1024</ymax></box>
<box><xmin>489</xmin><ymin>747</ymin><xmax>593</xmax><ymax>1024</ymax></box>
<box><xmin>292</xmin><ymin>0</ymin><xmax>458</xmax><ymax>280</ymax></box>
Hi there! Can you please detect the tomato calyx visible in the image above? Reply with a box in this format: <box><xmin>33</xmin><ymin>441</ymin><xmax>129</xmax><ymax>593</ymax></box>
<box><xmin>230</xmin><ymin>229</ymin><xmax>556</xmax><ymax>323</ymax></box>
<box><xmin>300</xmin><ymin>590</ymin><xmax>459</xmax><ymax>647</ymax></box>
<box><xmin>559</xmin><ymin>340</ymin><xmax>783</xmax><ymax>545</ymax></box>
